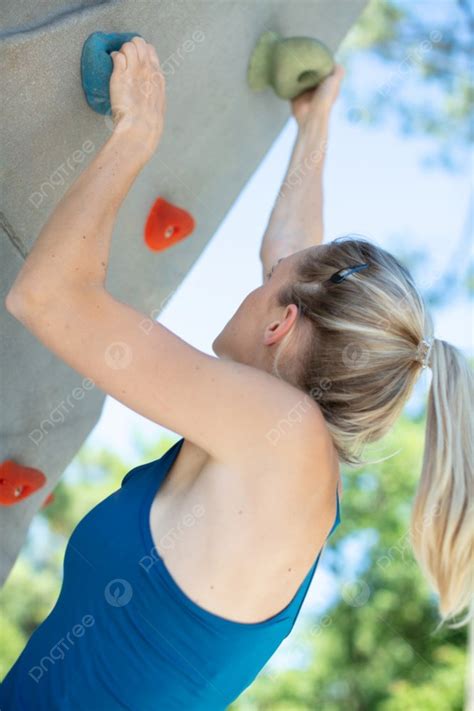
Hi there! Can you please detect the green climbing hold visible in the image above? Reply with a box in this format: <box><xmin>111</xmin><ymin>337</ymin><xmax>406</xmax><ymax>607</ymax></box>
<box><xmin>247</xmin><ymin>31</ymin><xmax>335</xmax><ymax>100</ymax></box>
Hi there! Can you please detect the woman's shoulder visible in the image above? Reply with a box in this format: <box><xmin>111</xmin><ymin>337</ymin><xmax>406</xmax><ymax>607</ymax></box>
<box><xmin>222</xmin><ymin>397</ymin><xmax>340</xmax><ymax>528</ymax></box>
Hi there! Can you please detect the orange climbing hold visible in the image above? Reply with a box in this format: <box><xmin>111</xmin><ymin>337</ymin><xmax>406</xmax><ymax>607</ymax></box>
<box><xmin>0</xmin><ymin>460</ymin><xmax>46</xmax><ymax>505</ymax></box>
<box><xmin>144</xmin><ymin>197</ymin><xmax>195</xmax><ymax>252</ymax></box>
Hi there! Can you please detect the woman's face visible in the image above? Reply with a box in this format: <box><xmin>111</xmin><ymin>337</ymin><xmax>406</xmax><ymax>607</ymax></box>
<box><xmin>212</xmin><ymin>247</ymin><xmax>314</xmax><ymax>370</ymax></box>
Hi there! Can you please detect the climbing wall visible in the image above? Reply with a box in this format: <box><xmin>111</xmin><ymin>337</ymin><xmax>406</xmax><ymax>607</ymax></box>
<box><xmin>0</xmin><ymin>0</ymin><xmax>368</xmax><ymax>584</ymax></box>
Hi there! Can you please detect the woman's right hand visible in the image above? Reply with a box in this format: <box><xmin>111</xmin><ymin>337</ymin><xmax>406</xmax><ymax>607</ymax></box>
<box><xmin>109</xmin><ymin>36</ymin><xmax>166</xmax><ymax>161</ymax></box>
<box><xmin>290</xmin><ymin>63</ymin><xmax>345</xmax><ymax>131</ymax></box>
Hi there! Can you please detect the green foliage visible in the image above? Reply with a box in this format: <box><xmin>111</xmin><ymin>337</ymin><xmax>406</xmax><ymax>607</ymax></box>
<box><xmin>0</xmin><ymin>614</ymin><xmax>26</xmax><ymax>680</ymax></box>
<box><xmin>380</xmin><ymin>646</ymin><xmax>466</xmax><ymax>710</ymax></box>
<box><xmin>0</xmin><ymin>559</ymin><xmax>59</xmax><ymax>677</ymax></box>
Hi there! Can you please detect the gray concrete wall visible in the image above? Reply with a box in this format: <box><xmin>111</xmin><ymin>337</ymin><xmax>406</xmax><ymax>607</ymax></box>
<box><xmin>0</xmin><ymin>0</ymin><xmax>368</xmax><ymax>585</ymax></box>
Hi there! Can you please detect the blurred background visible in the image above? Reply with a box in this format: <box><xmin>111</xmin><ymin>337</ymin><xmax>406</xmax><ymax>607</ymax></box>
<box><xmin>1</xmin><ymin>0</ymin><xmax>472</xmax><ymax>708</ymax></box>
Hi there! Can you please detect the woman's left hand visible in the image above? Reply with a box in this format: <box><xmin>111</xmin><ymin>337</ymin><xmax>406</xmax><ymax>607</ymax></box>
<box><xmin>109</xmin><ymin>36</ymin><xmax>166</xmax><ymax>160</ymax></box>
<box><xmin>291</xmin><ymin>63</ymin><xmax>345</xmax><ymax>132</ymax></box>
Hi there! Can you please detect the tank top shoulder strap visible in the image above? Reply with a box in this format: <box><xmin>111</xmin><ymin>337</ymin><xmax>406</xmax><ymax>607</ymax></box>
<box><xmin>329</xmin><ymin>486</ymin><xmax>341</xmax><ymax>536</ymax></box>
<box><xmin>121</xmin><ymin>438</ymin><xmax>184</xmax><ymax>488</ymax></box>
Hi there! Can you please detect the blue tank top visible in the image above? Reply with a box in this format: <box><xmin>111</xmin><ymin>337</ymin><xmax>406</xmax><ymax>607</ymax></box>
<box><xmin>0</xmin><ymin>437</ymin><xmax>340</xmax><ymax>710</ymax></box>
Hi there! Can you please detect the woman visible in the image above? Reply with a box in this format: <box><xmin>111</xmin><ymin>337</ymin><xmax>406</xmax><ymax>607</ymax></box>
<box><xmin>2</xmin><ymin>37</ymin><xmax>472</xmax><ymax>710</ymax></box>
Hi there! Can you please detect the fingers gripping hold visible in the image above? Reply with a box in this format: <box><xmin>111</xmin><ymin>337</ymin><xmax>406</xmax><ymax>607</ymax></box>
<box><xmin>81</xmin><ymin>31</ymin><xmax>145</xmax><ymax>114</ymax></box>
<box><xmin>130</xmin><ymin>36</ymin><xmax>148</xmax><ymax>63</ymax></box>
<box><xmin>110</xmin><ymin>51</ymin><xmax>126</xmax><ymax>71</ymax></box>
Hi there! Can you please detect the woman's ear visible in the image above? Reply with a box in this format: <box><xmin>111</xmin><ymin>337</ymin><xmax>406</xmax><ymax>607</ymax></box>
<box><xmin>263</xmin><ymin>304</ymin><xmax>299</xmax><ymax>346</ymax></box>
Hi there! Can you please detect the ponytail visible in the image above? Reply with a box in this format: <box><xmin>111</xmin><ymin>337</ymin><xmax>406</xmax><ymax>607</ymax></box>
<box><xmin>278</xmin><ymin>237</ymin><xmax>472</xmax><ymax>623</ymax></box>
<box><xmin>411</xmin><ymin>339</ymin><xmax>473</xmax><ymax>626</ymax></box>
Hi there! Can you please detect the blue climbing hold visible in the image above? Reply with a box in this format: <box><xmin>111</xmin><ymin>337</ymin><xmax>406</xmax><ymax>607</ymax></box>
<box><xmin>81</xmin><ymin>31</ymin><xmax>143</xmax><ymax>115</ymax></box>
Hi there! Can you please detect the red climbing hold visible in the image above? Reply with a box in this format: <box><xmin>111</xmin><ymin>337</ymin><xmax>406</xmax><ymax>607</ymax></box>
<box><xmin>144</xmin><ymin>197</ymin><xmax>195</xmax><ymax>252</ymax></box>
<box><xmin>0</xmin><ymin>460</ymin><xmax>46</xmax><ymax>506</ymax></box>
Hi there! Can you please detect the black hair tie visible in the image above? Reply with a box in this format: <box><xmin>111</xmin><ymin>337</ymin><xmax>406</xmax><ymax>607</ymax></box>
<box><xmin>327</xmin><ymin>262</ymin><xmax>369</xmax><ymax>284</ymax></box>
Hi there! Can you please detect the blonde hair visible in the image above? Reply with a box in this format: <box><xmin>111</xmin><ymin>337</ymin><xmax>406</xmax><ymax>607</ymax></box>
<box><xmin>273</xmin><ymin>235</ymin><xmax>473</xmax><ymax>626</ymax></box>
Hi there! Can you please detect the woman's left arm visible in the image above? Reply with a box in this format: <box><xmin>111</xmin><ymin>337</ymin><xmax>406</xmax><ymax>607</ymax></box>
<box><xmin>260</xmin><ymin>64</ymin><xmax>345</xmax><ymax>282</ymax></box>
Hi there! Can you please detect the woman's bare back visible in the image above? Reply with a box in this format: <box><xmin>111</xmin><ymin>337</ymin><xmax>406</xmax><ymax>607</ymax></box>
<box><xmin>149</xmin><ymin>437</ymin><xmax>340</xmax><ymax>624</ymax></box>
